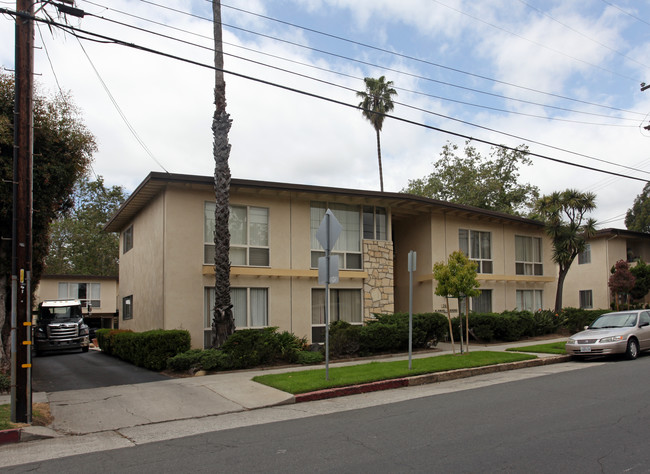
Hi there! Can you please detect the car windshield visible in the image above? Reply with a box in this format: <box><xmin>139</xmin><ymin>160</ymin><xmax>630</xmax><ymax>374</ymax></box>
<box><xmin>590</xmin><ymin>313</ymin><xmax>638</xmax><ymax>329</ymax></box>
<box><xmin>39</xmin><ymin>306</ymin><xmax>82</xmax><ymax>321</ymax></box>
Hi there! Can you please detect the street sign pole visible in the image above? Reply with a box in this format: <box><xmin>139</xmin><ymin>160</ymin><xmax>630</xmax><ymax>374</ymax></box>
<box><xmin>325</xmin><ymin>212</ymin><xmax>330</xmax><ymax>380</ymax></box>
<box><xmin>408</xmin><ymin>251</ymin><xmax>416</xmax><ymax>370</ymax></box>
<box><xmin>316</xmin><ymin>210</ymin><xmax>342</xmax><ymax>381</ymax></box>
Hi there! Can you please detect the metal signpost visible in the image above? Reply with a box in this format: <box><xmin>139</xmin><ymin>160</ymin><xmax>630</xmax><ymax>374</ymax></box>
<box><xmin>316</xmin><ymin>209</ymin><xmax>341</xmax><ymax>380</ymax></box>
<box><xmin>408</xmin><ymin>251</ymin><xmax>416</xmax><ymax>370</ymax></box>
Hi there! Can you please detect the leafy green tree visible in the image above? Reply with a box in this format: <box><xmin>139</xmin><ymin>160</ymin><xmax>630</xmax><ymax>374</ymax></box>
<box><xmin>609</xmin><ymin>260</ymin><xmax>636</xmax><ymax>310</ymax></box>
<box><xmin>45</xmin><ymin>176</ymin><xmax>127</xmax><ymax>276</ymax></box>
<box><xmin>0</xmin><ymin>69</ymin><xmax>95</xmax><ymax>370</ymax></box>
<box><xmin>630</xmin><ymin>260</ymin><xmax>650</xmax><ymax>302</ymax></box>
<box><xmin>357</xmin><ymin>76</ymin><xmax>397</xmax><ymax>192</ymax></box>
<box><xmin>534</xmin><ymin>189</ymin><xmax>597</xmax><ymax>313</ymax></box>
<box><xmin>433</xmin><ymin>250</ymin><xmax>481</xmax><ymax>353</ymax></box>
<box><xmin>625</xmin><ymin>182</ymin><xmax>650</xmax><ymax>232</ymax></box>
<box><xmin>403</xmin><ymin>140</ymin><xmax>539</xmax><ymax>216</ymax></box>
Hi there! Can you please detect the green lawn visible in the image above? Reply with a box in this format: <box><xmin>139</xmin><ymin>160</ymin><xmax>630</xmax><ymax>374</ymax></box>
<box><xmin>0</xmin><ymin>404</ymin><xmax>13</xmax><ymax>430</ymax></box>
<box><xmin>506</xmin><ymin>341</ymin><xmax>567</xmax><ymax>355</ymax></box>
<box><xmin>253</xmin><ymin>351</ymin><xmax>537</xmax><ymax>394</ymax></box>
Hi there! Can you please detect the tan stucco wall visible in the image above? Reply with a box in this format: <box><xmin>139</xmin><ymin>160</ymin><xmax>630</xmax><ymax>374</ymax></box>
<box><xmin>118</xmin><ymin>191</ymin><xmax>165</xmax><ymax>332</ymax></box>
<box><xmin>394</xmin><ymin>212</ymin><xmax>555</xmax><ymax>315</ymax></box>
<box><xmin>34</xmin><ymin>276</ymin><xmax>118</xmax><ymax>316</ymax></box>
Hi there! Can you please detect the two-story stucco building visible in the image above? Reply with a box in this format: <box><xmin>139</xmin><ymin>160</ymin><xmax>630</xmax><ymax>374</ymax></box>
<box><xmin>562</xmin><ymin>228</ymin><xmax>650</xmax><ymax>310</ymax></box>
<box><xmin>34</xmin><ymin>274</ymin><xmax>119</xmax><ymax>330</ymax></box>
<box><xmin>104</xmin><ymin>172</ymin><xmax>557</xmax><ymax>349</ymax></box>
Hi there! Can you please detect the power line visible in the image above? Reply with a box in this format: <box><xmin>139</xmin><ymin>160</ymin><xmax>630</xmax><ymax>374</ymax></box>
<box><xmin>81</xmin><ymin>0</ymin><xmax>641</xmax><ymax>128</ymax></box>
<box><xmin>140</xmin><ymin>0</ymin><xmax>646</xmax><ymax>119</ymax></box>
<box><xmin>213</xmin><ymin>1</ymin><xmax>645</xmax><ymax>116</ymax></box>
<box><xmin>4</xmin><ymin>7</ymin><xmax>648</xmax><ymax>184</ymax></box>
<box><xmin>72</xmin><ymin>3</ymin><xmax>650</xmax><ymax>176</ymax></box>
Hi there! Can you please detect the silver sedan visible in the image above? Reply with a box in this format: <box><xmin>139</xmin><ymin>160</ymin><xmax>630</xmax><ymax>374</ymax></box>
<box><xmin>565</xmin><ymin>310</ymin><xmax>650</xmax><ymax>360</ymax></box>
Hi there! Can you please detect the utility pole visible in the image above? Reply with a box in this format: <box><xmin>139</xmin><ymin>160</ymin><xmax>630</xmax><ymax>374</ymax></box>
<box><xmin>11</xmin><ymin>0</ymin><xmax>34</xmax><ymax>424</ymax></box>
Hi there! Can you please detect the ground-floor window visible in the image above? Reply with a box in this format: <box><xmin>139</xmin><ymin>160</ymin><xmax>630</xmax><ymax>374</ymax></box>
<box><xmin>460</xmin><ymin>289</ymin><xmax>493</xmax><ymax>314</ymax></box>
<box><xmin>516</xmin><ymin>289</ymin><xmax>543</xmax><ymax>312</ymax></box>
<box><xmin>579</xmin><ymin>290</ymin><xmax>593</xmax><ymax>309</ymax></box>
<box><xmin>122</xmin><ymin>295</ymin><xmax>133</xmax><ymax>320</ymax></box>
<box><xmin>311</xmin><ymin>288</ymin><xmax>362</xmax><ymax>343</ymax></box>
<box><xmin>204</xmin><ymin>287</ymin><xmax>269</xmax><ymax>348</ymax></box>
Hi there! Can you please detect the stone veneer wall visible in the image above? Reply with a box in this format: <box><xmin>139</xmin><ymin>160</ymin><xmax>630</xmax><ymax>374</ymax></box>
<box><xmin>363</xmin><ymin>240</ymin><xmax>394</xmax><ymax>321</ymax></box>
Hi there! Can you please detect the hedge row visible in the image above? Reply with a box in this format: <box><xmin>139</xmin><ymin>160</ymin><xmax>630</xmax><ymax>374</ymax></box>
<box><xmin>329</xmin><ymin>312</ymin><xmax>448</xmax><ymax>358</ymax></box>
<box><xmin>96</xmin><ymin>328</ymin><xmax>191</xmax><ymax>371</ymax></box>
<box><xmin>167</xmin><ymin>327</ymin><xmax>323</xmax><ymax>372</ymax></box>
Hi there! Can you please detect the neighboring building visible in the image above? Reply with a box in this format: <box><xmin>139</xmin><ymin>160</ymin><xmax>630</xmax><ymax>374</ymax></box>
<box><xmin>34</xmin><ymin>274</ymin><xmax>119</xmax><ymax>330</ymax></box>
<box><xmin>562</xmin><ymin>228</ymin><xmax>650</xmax><ymax>310</ymax></box>
<box><xmin>105</xmin><ymin>172</ymin><xmax>556</xmax><ymax>349</ymax></box>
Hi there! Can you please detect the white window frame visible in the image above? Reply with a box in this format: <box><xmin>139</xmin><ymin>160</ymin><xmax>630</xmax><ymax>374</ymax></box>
<box><xmin>516</xmin><ymin>289</ymin><xmax>543</xmax><ymax>312</ymax></box>
<box><xmin>363</xmin><ymin>206</ymin><xmax>388</xmax><ymax>241</ymax></box>
<box><xmin>310</xmin><ymin>202</ymin><xmax>362</xmax><ymax>270</ymax></box>
<box><xmin>204</xmin><ymin>202</ymin><xmax>270</xmax><ymax>266</ymax></box>
<box><xmin>515</xmin><ymin>235</ymin><xmax>543</xmax><ymax>276</ymax></box>
<box><xmin>459</xmin><ymin>229</ymin><xmax>493</xmax><ymax>274</ymax></box>
<box><xmin>58</xmin><ymin>282</ymin><xmax>101</xmax><ymax>309</ymax></box>
<box><xmin>204</xmin><ymin>287</ymin><xmax>269</xmax><ymax>348</ymax></box>
<box><xmin>579</xmin><ymin>290</ymin><xmax>593</xmax><ymax>309</ymax></box>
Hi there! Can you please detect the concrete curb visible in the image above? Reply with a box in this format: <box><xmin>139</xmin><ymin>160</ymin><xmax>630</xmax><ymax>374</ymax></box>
<box><xmin>0</xmin><ymin>428</ymin><xmax>21</xmax><ymax>445</ymax></box>
<box><xmin>294</xmin><ymin>354</ymin><xmax>572</xmax><ymax>403</ymax></box>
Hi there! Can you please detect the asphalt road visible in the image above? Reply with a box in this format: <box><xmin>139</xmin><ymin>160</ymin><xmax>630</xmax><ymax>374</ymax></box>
<box><xmin>32</xmin><ymin>350</ymin><xmax>169</xmax><ymax>392</ymax></box>
<box><xmin>12</xmin><ymin>354</ymin><xmax>650</xmax><ymax>473</ymax></box>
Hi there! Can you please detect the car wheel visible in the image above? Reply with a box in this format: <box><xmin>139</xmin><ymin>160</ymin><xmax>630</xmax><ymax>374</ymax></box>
<box><xmin>82</xmin><ymin>346</ymin><xmax>89</xmax><ymax>353</ymax></box>
<box><xmin>625</xmin><ymin>338</ymin><xmax>639</xmax><ymax>360</ymax></box>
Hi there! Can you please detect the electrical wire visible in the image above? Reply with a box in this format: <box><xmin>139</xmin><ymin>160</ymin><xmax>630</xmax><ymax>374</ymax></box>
<box><xmin>81</xmin><ymin>0</ymin><xmax>641</xmax><ymax>128</ymax></box>
<box><xmin>141</xmin><ymin>0</ymin><xmax>647</xmax><ymax>119</ymax></box>
<box><xmin>4</xmin><ymin>7</ymin><xmax>647</xmax><ymax>184</ymax></box>
<box><xmin>73</xmin><ymin>34</ymin><xmax>169</xmax><ymax>173</ymax></box>
<box><xmin>71</xmin><ymin>4</ymin><xmax>650</xmax><ymax>175</ymax></box>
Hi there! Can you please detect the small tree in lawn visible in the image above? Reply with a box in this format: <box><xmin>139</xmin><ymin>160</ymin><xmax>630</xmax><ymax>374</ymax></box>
<box><xmin>433</xmin><ymin>250</ymin><xmax>481</xmax><ymax>354</ymax></box>
<box><xmin>609</xmin><ymin>260</ymin><xmax>636</xmax><ymax>310</ymax></box>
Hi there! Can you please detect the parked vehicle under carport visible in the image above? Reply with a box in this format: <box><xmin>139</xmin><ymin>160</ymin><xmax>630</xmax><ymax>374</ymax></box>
<box><xmin>33</xmin><ymin>299</ymin><xmax>90</xmax><ymax>356</ymax></box>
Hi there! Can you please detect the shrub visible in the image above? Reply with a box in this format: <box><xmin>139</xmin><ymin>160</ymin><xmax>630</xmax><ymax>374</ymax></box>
<box><xmin>166</xmin><ymin>349</ymin><xmax>205</xmax><ymax>371</ymax></box>
<box><xmin>561</xmin><ymin>308</ymin><xmax>608</xmax><ymax>333</ymax></box>
<box><xmin>104</xmin><ymin>329</ymin><xmax>190</xmax><ymax>371</ymax></box>
<box><xmin>96</xmin><ymin>328</ymin><xmax>132</xmax><ymax>355</ymax></box>
<box><xmin>0</xmin><ymin>372</ymin><xmax>9</xmax><ymax>393</ymax></box>
<box><xmin>220</xmin><ymin>327</ymin><xmax>281</xmax><ymax>369</ymax></box>
<box><xmin>275</xmin><ymin>331</ymin><xmax>308</xmax><ymax>363</ymax></box>
<box><xmin>297</xmin><ymin>350</ymin><xmax>324</xmax><ymax>365</ymax></box>
<box><xmin>329</xmin><ymin>321</ymin><xmax>361</xmax><ymax>357</ymax></box>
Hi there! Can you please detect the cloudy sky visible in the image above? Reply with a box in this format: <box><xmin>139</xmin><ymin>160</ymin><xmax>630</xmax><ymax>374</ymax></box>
<box><xmin>2</xmin><ymin>0</ymin><xmax>650</xmax><ymax>228</ymax></box>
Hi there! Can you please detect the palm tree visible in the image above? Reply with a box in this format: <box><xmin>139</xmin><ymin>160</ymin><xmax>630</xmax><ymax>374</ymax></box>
<box><xmin>534</xmin><ymin>189</ymin><xmax>597</xmax><ymax>313</ymax></box>
<box><xmin>211</xmin><ymin>0</ymin><xmax>235</xmax><ymax>348</ymax></box>
<box><xmin>357</xmin><ymin>76</ymin><xmax>397</xmax><ymax>192</ymax></box>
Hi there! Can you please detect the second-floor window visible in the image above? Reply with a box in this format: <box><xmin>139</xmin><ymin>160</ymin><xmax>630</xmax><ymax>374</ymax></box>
<box><xmin>204</xmin><ymin>202</ymin><xmax>269</xmax><ymax>266</ymax></box>
<box><xmin>578</xmin><ymin>244</ymin><xmax>591</xmax><ymax>264</ymax></box>
<box><xmin>515</xmin><ymin>235</ymin><xmax>543</xmax><ymax>275</ymax></box>
<box><xmin>58</xmin><ymin>282</ymin><xmax>101</xmax><ymax>309</ymax></box>
<box><xmin>363</xmin><ymin>206</ymin><xmax>387</xmax><ymax>240</ymax></box>
<box><xmin>459</xmin><ymin>229</ymin><xmax>492</xmax><ymax>274</ymax></box>
<box><xmin>123</xmin><ymin>225</ymin><xmax>133</xmax><ymax>254</ymax></box>
<box><xmin>311</xmin><ymin>202</ymin><xmax>362</xmax><ymax>270</ymax></box>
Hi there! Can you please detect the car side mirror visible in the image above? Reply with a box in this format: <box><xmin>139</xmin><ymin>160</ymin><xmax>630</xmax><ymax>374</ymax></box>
<box><xmin>584</xmin><ymin>326</ymin><xmax>589</xmax><ymax>330</ymax></box>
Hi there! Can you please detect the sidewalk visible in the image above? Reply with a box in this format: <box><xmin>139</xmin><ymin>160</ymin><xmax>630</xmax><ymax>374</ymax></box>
<box><xmin>1</xmin><ymin>337</ymin><xmax>569</xmax><ymax>443</ymax></box>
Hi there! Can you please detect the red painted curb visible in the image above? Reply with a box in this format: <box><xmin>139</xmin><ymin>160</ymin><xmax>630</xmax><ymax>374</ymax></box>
<box><xmin>295</xmin><ymin>378</ymin><xmax>409</xmax><ymax>403</ymax></box>
<box><xmin>0</xmin><ymin>428</ymin><xmax>22</xmax><ymax>445</ymax></box>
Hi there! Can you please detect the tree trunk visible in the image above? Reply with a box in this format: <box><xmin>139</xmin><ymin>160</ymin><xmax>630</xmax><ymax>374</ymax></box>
<box><xmin>445</xmin><ymin>296</ymin><xmax>455</xmax><ymax>355</ymax></box>
<box><xmin>211</xmin><ymin>0</ymin><xmax>235</xmax><ymax>348</ymax></box>
<box><xmin>375</xmin><ymin>128</ymin><xmax>384</xmax><ymax>192</ymax></box>
<box><xmin>554</xmin><ymin>267</ymin><xmax>567</xmax><ymax>314</ymax></box>
<box><xmin>465</xmin><ymin>296</ymin><xmax>470</xmax><ymax>353</ymax></box>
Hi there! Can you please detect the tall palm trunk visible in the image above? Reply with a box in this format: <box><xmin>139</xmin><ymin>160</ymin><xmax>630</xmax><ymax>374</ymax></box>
<box><xmin>211</xmin><ymin>0</ymin><xmax>235</xmax><ymax>348</ymax></box>
<box><xmin>375</xmin><ymin>128</ymin><xmax>384</xmax><ymax>192</ymax></box>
